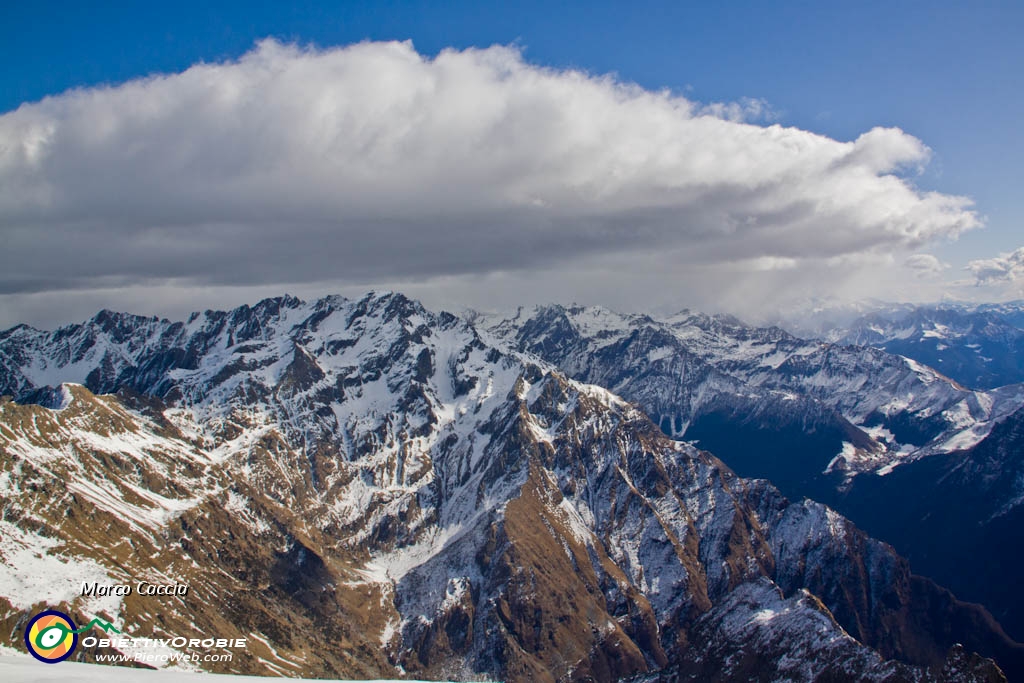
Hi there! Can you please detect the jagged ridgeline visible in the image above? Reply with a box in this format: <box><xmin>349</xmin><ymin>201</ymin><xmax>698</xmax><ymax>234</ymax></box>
<box><xmin>1</xmin><ymin>292</ymin><xmax>1020</xmax><ymax>681</ymax></box>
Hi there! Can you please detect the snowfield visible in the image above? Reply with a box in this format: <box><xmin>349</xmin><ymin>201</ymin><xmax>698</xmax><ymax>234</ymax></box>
<box><xmin>0</xmin><ymin>652</ymin><xmax>450</xmax><ymax>683</ymax></box>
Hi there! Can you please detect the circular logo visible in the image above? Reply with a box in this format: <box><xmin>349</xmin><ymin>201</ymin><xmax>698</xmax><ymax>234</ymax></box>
<box><xmin>24</xmin><ymin>610</ymin><xmax>78</xmax><ymax>663</ymax></box>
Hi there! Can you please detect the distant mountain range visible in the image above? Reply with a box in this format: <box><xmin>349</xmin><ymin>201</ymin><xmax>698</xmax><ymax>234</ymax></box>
<box><xmin>782</xmin><ymin>301</ymin><xmax>1024</xmax><ymax>390</ymax></box>
<box><xmin>1</xmin><ymin>292</ymin><xmax>1022</xmax><ymax>681</ymax></box>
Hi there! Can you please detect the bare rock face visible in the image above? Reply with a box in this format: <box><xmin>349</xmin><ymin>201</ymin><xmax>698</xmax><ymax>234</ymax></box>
<box><xmin>0</xmin><ymin>292</ymin><xmax>1016</xmax><ymax>681</ymax></box>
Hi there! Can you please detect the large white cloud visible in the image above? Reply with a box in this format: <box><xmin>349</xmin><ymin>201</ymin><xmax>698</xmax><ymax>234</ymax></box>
<box><xmin>0</xmin><ymin>39</ymin><xmax>982</xmax><ymax>325</ymax></box>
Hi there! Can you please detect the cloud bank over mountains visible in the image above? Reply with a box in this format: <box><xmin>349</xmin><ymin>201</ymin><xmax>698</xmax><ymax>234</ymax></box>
<box><xmin>968</xmin><ymin>247</ymin><xmax>1024</xmax><ymax>286</ymax></box>
<box><xmin>0</xmin><ymin>39</ymin><xmax>1000</xmax><ymax>327</ymax></box>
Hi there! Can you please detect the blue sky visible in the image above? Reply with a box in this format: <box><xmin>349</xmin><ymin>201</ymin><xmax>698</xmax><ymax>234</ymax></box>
<box><xmin>1</xmin><ymin>1</ymin><xmax>1022</xmax><ymax>325</ymax></box>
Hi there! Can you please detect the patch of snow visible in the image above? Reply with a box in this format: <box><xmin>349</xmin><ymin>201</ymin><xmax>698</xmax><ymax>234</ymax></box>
<box><xmin>922</xmin><ymin>324</ymin><xmax>951</xmax><ymax>339</ymax></box>
<box><xmin>556</xmin><ymin>498</ymin><xmax>595</xmax><ymax>547</ymax></box>
<box><xmin>861</xmin><ymin>424</ymin><xmax>895</xmax><ymax>444</ymax></box>
<box><xmin>65</xmin><ymin>478</ymin><xmax>200</xmax><ymax>533</ymax></box>
<box><xmin>757</xmin><ymin>350</ymin><xmax>790</xmax><ymax>369</ymax></box>
<box><xmin>935</xmin><ymin>424</ymin><xmax>992</xmax><ymax>453</ymax></box>
<box><xmin>0</xmin><ymin>520</ymin><xmax>124</xmax><ymax>616</ymax></box>
<box><xmin>646</xmin><ymin>347</ymin><xmax>675</xmax><ymax>364</ymax></box>
<box><xmin>750</xmin><ymin>607</ymin><xmax>778</xmax><ymax>624</ymax></box>
<box><xmin>363</xmin><ymin>522</ymin><xmax>467</xmax><ymax>583</ymax></box>
<box><xmin>0</xmin><ymin>656</ymin><xmax>438</xmax><ymax>682</ymax></box>
<box><xmin>822</xmin><ymin>442</ymin><xmax>857</xmax><ymax>475</ymax></box>
<box><xmin>223</xmin><ymin>491</ymin><xmax>271</xmax><ymax>535</ymax></box>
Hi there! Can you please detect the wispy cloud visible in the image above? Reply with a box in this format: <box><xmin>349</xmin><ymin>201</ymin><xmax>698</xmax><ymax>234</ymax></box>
<box><xmin>905</xmin><ymin>253</ymin><xmax>950</xmax><ymax>277</ymax></box>
<box><xmin>967</xmin><ymin>247</ymin><xmax>1024</xmax><ymax>285</ymax></box>
<box><xmin>0</xmin><ymin>39</ymin><xmax>981</xmax><ymax>326</ymax></box>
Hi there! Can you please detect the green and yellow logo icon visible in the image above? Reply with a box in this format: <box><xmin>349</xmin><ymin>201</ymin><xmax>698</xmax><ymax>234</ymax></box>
<box><xmin>25</xmin><ymin>610</ymin><xmax>78</xmax><ymax>663</ymax></box>
<box><xmin>24</xmin><ymin>610</ymin><xmax>121</xmax><ymax>664</ymax></box>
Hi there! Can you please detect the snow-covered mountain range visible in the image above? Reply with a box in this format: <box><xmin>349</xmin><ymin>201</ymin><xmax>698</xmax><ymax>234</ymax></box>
<box><xmin>782</xmin><ymin>301</ymin><xmax>1024</xmax><ymax>391</ymax></box>
<box><xmin>484</xmin><ymin>304</ymin><xmax>1024</xmax><ymax>483</ymax></box>
<box><xmin>1</xmin><ymin>292</ymin><xmax>1021</xmax><ymax>681</ymax></box>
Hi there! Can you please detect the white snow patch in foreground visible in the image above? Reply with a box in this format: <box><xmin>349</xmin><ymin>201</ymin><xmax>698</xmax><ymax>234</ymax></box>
<box><xmin>0</xmin><ymin>656</ymin><xmax>447</xmax><ymax>682</ymax></box>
